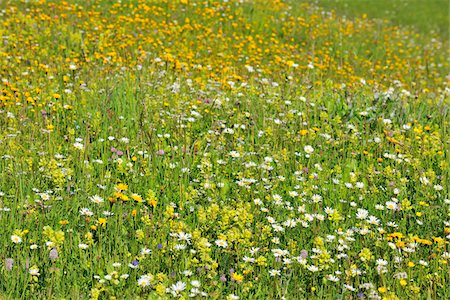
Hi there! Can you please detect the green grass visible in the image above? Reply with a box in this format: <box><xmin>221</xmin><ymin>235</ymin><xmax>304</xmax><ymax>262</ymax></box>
<box><xmin>305</xmin><ymin>0</ymin><xmax>450</xmax><ymax>39</ymax></box>
<box><xmin>0</xmin><ymin>0</ymin><xmax>449</xmax><ymax>299</ymax></box>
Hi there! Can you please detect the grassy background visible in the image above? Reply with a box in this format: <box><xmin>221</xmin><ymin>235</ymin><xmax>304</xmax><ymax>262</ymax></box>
<box><xmin>0</xmin><ymin>0</ymin><xmax>448</xmax><ymax>298</ymax></box>
<box><xmin>301</xmin><ymin>0</ymin><xmax>449</xmax><ymax>39</ymax></box>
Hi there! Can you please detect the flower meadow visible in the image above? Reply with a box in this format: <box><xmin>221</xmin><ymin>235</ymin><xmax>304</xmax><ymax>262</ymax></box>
<box><xmin>0</xmin><ymin>0</ymin><xmax>449</xmax><ymax>299</ymax></box>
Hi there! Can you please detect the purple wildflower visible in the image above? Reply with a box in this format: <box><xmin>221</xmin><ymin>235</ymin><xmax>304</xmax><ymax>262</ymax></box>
<box><xmin>49</xmin><ymin>248</ymin><xmax>59</xmax><ymax>261</ymax></box>
<box><xmin>129</xmin><ymin>259</ymin><xmax>139</xmax><ymax>268</ymax></box>
<box><xmin>5</xmin><ymin>258</ymin><xmax>13</xmax><ymax>271</ymax></box>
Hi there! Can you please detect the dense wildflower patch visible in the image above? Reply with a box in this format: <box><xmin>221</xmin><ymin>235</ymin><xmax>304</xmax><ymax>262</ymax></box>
<box><xmin>0</xmin><ymin>0</ymin><xmax>449</xmax><ymax>299</ymax></box>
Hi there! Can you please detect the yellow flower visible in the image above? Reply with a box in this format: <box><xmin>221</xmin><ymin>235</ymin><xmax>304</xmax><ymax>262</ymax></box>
<box><xmin>378</xmin><ymin>287</ymin><xmax>387</xmax><ymax>293</ymax></box>
<box><xmin>98</xmin><ymin>218</ymin><xmax>107</xmax><ymax>226</ymax></box>
<box><xmin>231</xmin><ymin>272</ymin><xmax>244</xmax><ymax>283</ymax></box>
<box><xmin>395</xmin><ymin>241</ymin><xmax>405</xmax><ymax>248</ymax></box>
<box><xmin>255</xmin><ymin>256</ymin><xmax>267</xmax><ymax>266</ymax></box>
<box><xmin>410</xmin><ymin>285</ymin><xmax>420</xmax><ymax>294</ymax></box>
<box><xmin>382</xmin><ymin>294</ymin><xmax>399</xmax><ymax>300</ymax></box>
<box><xmin>156</xmin><ymin>273</ymin><xmax>167</xmax><ymax>281</ymax></box>
<box><xmin>399</xmin><ymin>279</ymin><xmax>407</xmax><ymax>286</ymax></box>
<box><xmin>359</xmin><ymin>248</ymin><xmax>373</xmax><ymax>262</ymax></box>
<box><xmin>136</xmin><ymin>229</ymin><xmax>144</xmax><ymax>240</ymax></box>
<box><xmin>146</xmin><ymin>189</ymin><xmax>158</xmax><ymax>207</ymax></box>
<box><xmin>155</xmin><ymin>283</ymin><xmax>166</xmax><ymax>295</ymax></box>
<box><xmin>418</xmin><ymin>239</ymin><xmax>432</xmax><ymax>245</ymax></box>
<box><xmin>115</xmin><ymin>183</ymin><xmax>128</xmax><ymax>191</ymax></box>
<box><xmin>433</xmin><ymin>237</ymin><xmax>446</xmax><ymax>245</ymax></box>
<box><xmin>299</xmin><ymin>129</ymin><xmax>308</xmax><ymax>136</ymax></box>
<box><xmin>131</xmin><ymin>194</ymin><xmax>143</xmax><ymax>203</ymax></box>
